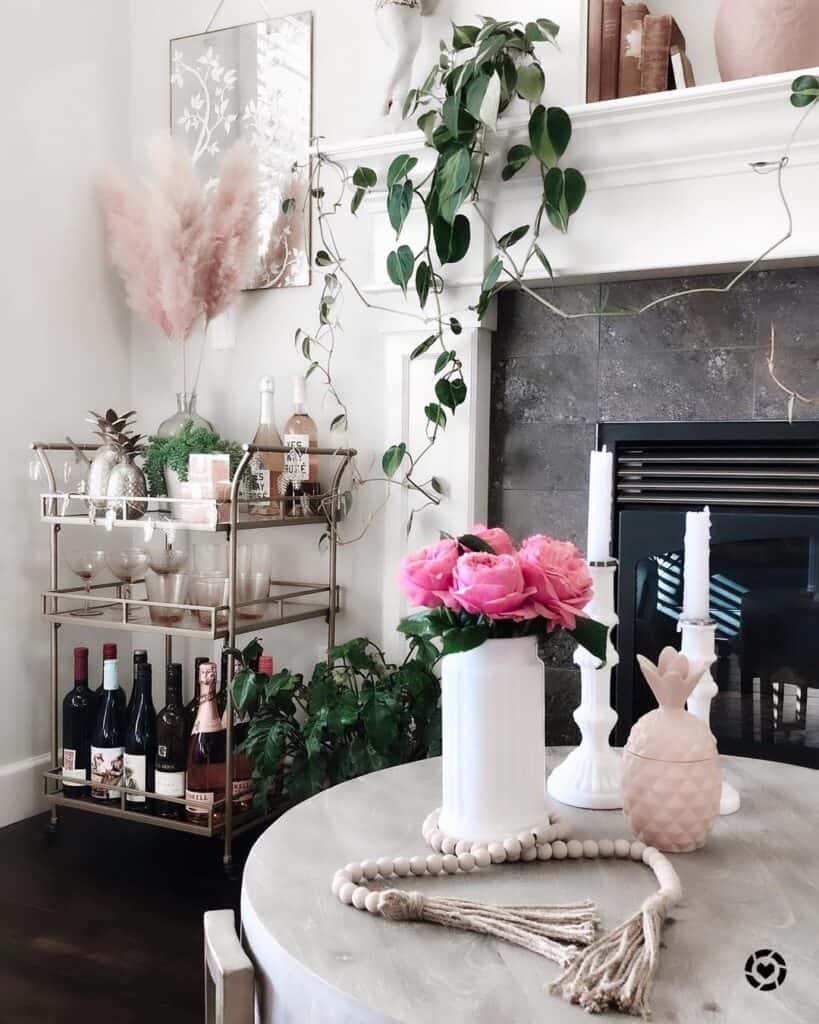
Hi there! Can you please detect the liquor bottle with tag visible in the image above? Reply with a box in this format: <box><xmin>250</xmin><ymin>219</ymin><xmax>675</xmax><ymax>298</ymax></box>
<box><xmin>185</xmin><ymin>662</ymin><xmax>227</xmax><ymax>823</ymax></box>
<box><xmin>248</xmin><ymin>376</ymin><xmax>285</xmax><ymax>517</ymax></box>
<box><xmin>91</xmin><ymin>659</ymin><xmax>125</xmax><ymax>800</ymax></box>
<box><xmin>155</xmin><ymin>663</ymin><xmax>187</xmax><ymax>819</ymax></box>
<box><xmin>62</xmin><ymin>647</ymin><xmax>94</xmax><ymax>797</ymax></box>
<box><xmin>283</xmin><ymin>375</ymin><xmax>318</xmax><ymax>482</ymax></box>
<box><xmin>125</xmin><ymin>660</ymin><xmax>156</xmax><ymax>808</ymax></box>
<box><xmin>184</xmin><ymin>655</ymin><xmax>209</xmax><ymax>736</ymax></box>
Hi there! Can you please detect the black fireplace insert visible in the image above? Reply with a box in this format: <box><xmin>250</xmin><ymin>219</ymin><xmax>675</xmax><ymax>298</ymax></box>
<box><xmin>599</xmin><ymin>421</ymin><xmax>819</xmax><ymax>769</ymax></box>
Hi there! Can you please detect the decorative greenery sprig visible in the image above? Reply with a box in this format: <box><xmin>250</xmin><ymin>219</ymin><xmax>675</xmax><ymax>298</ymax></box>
<box><xmin>143</xmin><ymin>422</ymin><xmax>242</xmax><ymax>496</ymax></box>
<box><xmin>232</xmin><ymin>637</ymin><xmax>441</xmax><ymax>809</ymax></box>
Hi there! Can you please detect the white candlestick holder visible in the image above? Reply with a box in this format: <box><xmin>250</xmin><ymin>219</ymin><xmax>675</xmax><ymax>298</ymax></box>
<box><xmin>678</xmin><ymin>618</ymin><xmax>741</xmax><ymax>816</ymax></box>
<box><xmin>547</xmin><ymin>561</ymin><xmax>622</xmax><ymax>810</ymax></box>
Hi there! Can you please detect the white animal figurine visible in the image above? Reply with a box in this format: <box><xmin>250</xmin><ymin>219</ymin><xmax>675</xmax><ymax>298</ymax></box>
<box><xmin>375</xmin><ymin>0</ymin><xmax>425</xmax><ymax>123</ymax></box>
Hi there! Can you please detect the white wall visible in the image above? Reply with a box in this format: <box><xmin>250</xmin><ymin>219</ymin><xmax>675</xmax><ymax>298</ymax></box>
<box><xmin>0</xmin><ymin>0</ymin><xmax>133</xmax><ymax>826</ymax></box>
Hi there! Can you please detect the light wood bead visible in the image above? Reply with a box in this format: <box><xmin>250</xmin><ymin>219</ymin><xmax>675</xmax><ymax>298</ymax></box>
<box><xmin>429</xmin><ymin>831</ymin><xmax>444</xmax><ymax>853</ymax></box>
<box><xmin>331</xmin><ymin>875</ymin><xmax>348</xmax><ymax>896</ymax></box>
<box><xmin>393</xmin><ymin>857</ymin><xmax>411</xmax><ymax>877</ymax></box>
<box><xmin>457</xmin><ymin>852</ymin><xmax>476</xmax><ymax>872</ymax></box>
<box><xmin>614</xmin><ymin>839</ymin><xmax>631</xmax><ymax>858</ymax></box>
<box><xmin>521</xmin><ymin>845</ymin><xmax>538</xmax><ymax>862</ymax></box>
<box><xmin>455</xmin><ymin>840</ymin><xmax>472</xmax><ymax>856</ymax></box>
<box><xmin>554</xmin><ymin>821</ymin><xmax>573</xmax><ymax>841</ymax></box>
<box><xmin>441</xmin><ymin>836</ymin><xmax>457</xmax><ymax>855</ymax></box>
<box><xmin>470</xmin><ymin>842</ymin><xmax>486</xmax><ymax>856</ymax></box>
<box><xmin>425</xmin><ymin>854</ymin><xmax>443</xmax><ymax>875</ymax></box>
<box><xmin>352</xmin><ymin>886</ymin><xmax>369</xmax><ymax>910</ymax></box>
<box><xmin>338</xmin><ymin>882</ymin><xmax>356</xmax><ymax>905</ymax></box>
<box><xmin>488</xmin><ymin>842</ymin><xmax>506</xmax><ymax>864</ymax></box>
<box><xmin>566</xmin><ymin>839</ymin><xmax>584</xmax><ymax>859</ymax></box>
<box><xmin>442</xmin><ymin>854</ymin><xmax>459</xmax><ymax>874</ymax></box>
<box><xmin>551</xmin><ymin>840</ymin><xmax>568</xmax><ymax>860</ymax></box>
<box><xmin>536</xmin><ymin>843</ymin><xmax>552</xmax><ymax>861</ymax></box>
<box><xmin>597</xmin><ymin>838</ymin><xmax>615</xmax><ymax>858</ymax></box>
<box><xmin>365</xmin><ymin>891</ymin><xmax>381</xmax><ymax>914</ymax></box>
<box><xmin>503</xmin><ymin>837</ymin><xmax>522</xmax><ymax>860</ymax></box>
<box><xmin>344</xmin><ymin>863</ymin><xmax>363</xmax><ymax>884</ymax></box>
<box><xmin>582</xmin><ymin>840</ymin><xmax>599</xmax><ymax>859</ymax></box>
<box><xmin>534</xmin><ymin>824</ymin><xmax>556</xmax><ymax>843</ymax></box>
<box><xmin>410</xmin><ymin>856</ymin><xmax>427</xmax><ymax>876</ymax></box>
<box><xmin>377</xmin><ymin>857</ymin><xmax>394</xmax><ymax>878</ymax></box>
<box><xmin>474</xmin><ymin>848</ymin><xmax>492</xmax><ymax>868</ymax></box>
<box><xmin>630</xmin><ymin>841</ymin><xmax>647</xmax><ymax>861</ymax></box>
<box><xmin>517</xmin><ymin>831</ymin><xmax>536</xmax><ymax>851</ymax></box>
<box><xmin>361</xmin><ymin>859</ymin><xmax>379</xmax><ymax>880</ymax></box>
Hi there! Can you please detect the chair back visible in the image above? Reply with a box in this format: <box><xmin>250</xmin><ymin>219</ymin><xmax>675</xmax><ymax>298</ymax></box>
<box><xmin>204</xmin><ymin>909</ymin><xmax>254</xmax><ymax>1024</ymax></box>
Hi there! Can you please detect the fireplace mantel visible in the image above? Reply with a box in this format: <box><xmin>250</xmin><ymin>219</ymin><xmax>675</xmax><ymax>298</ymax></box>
<box><xmin>317</xmin><ymin>71</ymin><xmax>819</xmax><ymax>649</ymax></box>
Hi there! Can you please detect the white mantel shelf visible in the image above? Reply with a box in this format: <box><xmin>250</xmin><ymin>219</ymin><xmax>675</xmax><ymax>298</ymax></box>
<box><xmin>318</xmin><ymin>70</ymin><xmax>819</xmax><ymax>652</ymax></box>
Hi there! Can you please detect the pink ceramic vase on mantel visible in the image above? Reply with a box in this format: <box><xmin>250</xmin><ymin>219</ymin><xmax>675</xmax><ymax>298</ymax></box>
<box><xmin>715</xmin><ymin>0</ymin><xmax>819</xmax><ymax>82</ymax></box>
<box><xmin>622</xmin><ymin>648</ymin><xmax>721</xmax><ymax>853</ymax></box>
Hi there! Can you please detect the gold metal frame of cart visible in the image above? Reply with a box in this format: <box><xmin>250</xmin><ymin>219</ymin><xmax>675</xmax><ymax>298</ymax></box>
<box><xmin>31</xmin><ymin>441</ymin><xmax>356</xmax><ymax>871</ymax></box>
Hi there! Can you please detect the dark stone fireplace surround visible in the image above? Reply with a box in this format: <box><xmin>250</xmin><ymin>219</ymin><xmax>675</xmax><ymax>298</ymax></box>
<box><xmin>487</xmin><ymin>266</ymin><xmax>819</xmax><ymax>744</ymax></box>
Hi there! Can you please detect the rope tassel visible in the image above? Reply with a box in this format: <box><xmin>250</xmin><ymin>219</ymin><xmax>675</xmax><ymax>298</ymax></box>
<box><xmin>548</xmin><ymin>848</ymin><xmax>682</xmax><ymax>1018</ymax></box>
<box><xmin>378</xmin><ymin>889</ymin><xmax>600</xmax><ymax>967</ymax></box>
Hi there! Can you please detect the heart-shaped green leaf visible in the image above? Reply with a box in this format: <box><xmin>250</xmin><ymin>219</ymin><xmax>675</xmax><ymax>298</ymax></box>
<box><xmin>387</xmin><ymin>154</ymin><xmax>418</xmax><ymax>188</ymax></box>
<box><xmin>382</xmin><ymin>443</ymin><xmax>407</xmax><ymax>478</ymax></box>
<box><xmin>434</xmin><ymin>214</ymin><xmax>470</xmax><ymax>264</ymax></box>
<box><xmin>564</xmin><ymin>168</ymin><xmax>586</xmax><ymax>214</ymax></box>
<box><xmin>386</xmin><ymin>245</ymin><xmax>415</xmax><ymax>293</ymax></box>
<box><xmin>516</xmin><ymin>63</ymin><xmax>545</xmax><ymax>102</ymax></box>
<box><xmin>352</xmin><ymin>166</ymin><xmax>377</xmax><ymax>188</ymax></box>
<box><xmin>410</xmin><ymin>334</ymin><xmax>438</xmax><ymax>359</ymax></box>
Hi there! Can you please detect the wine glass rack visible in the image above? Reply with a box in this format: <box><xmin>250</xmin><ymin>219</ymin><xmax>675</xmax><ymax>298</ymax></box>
<box><xmin>32</xmin><ymin>440</ymin><xmax>356</xmax><ymax>869</ymax></box>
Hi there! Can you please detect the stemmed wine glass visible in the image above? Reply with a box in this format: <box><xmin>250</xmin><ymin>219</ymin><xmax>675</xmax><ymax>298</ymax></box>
<box><xmin>65</xmin><ymin>550</ymin><xmax>107</xmax><ymax>616</ymax></box>
<box><xmin>106</xmin><ymin>548</ymin><xmax>150</xmax><ymax>602</ymax></box>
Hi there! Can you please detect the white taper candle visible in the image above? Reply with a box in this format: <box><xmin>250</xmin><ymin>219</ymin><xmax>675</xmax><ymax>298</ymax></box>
<box><xmin>682</xmin><ymin>507</ymin><xmax>711</xmax><ymax>621</ymax></box>
<box><xmin>586</xmin><ymin>447</ymin><xmax>613</xmax><ymax>562</ymax></box>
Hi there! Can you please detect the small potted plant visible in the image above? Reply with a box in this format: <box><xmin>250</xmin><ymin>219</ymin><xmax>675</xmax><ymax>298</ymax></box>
<box><xmin>143</xmin><ymin>422</ymin><xmax>242</xmax><ymax>512</ymax></box>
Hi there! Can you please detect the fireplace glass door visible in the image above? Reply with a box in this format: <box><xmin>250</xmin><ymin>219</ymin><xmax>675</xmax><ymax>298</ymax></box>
<box><xmin>617</xmin><ymin>510</ymin><xmax>819</xmax><ymax>767</ymax></box>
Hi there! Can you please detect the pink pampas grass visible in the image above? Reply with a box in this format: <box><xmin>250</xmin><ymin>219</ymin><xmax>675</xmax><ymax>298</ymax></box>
<box><xmin>198</xmin><ymin>142</ymin><xmax>258</xmax><ymax>323</ymax></box>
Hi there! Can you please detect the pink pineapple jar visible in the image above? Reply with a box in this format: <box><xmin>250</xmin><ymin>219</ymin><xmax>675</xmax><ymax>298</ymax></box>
<box><xmin>623</xmin><ymin>648</ymin><xmax>721</xmax><ymax>853</ymax></box>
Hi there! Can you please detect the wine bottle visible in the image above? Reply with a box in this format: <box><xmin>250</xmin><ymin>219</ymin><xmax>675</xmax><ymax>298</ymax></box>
<box><xmin>93</xmin><ymin>642</ymin><xmax>118</xmax><ymax>714</ymax></box>
<box><xmin>185</xmin><ymin>662</ymin><xmax>227</xmax><ymax>824</ymax></box>
<box><xmin>62</xmin><ymin>647</ymin><xmax>94</xmax><ymax>798</ymax></box>
<box><xmin>91</xmin><ymin>659</ymin><xmax>125</xmax><ymax>800</ymax></box>
<box><xmin>155</xmin><ymin>663</ymin><xmax>187</xmax><ymax>820</ymax></box>
<box><xmin>248</xmin><ymin>376</ymin><xmax>285</xmax><ymax>517</ymax></box>
<box><xmin>283</xmin><ymin>375</ymin><xmax>318</xmax><ymax>485</ymax></box>
<box><xmin>125</xmin><ymin>649</ymin><xmax>148</xmax><ymax>722</ymax></box>
<box><xmin>184</xmin><ymin>656</ymin><xmax>209</xmax><ymax>735</ymax></box>
<box><xmin>125</xmin><ymin>661</ymin><xmax>156</xmax><ymax>808</ymax></box>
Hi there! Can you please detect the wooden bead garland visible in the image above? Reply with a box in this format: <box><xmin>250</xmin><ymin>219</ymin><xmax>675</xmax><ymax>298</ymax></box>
<box><xmin>330</xmin><ymin>807</ymin><xmax>683</xmax><ymax>1018</ymax></box>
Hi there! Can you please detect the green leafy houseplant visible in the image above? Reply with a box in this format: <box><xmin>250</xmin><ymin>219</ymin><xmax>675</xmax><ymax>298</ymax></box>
<box><xmin>231</xmin><ymin>637</ymin><xmax>441</xmax><ymax>809</ymax></box>
<box><xmin>143</xmin><ymin>422</ymin><xmax>242</xmax><ymax>496</ymax></box>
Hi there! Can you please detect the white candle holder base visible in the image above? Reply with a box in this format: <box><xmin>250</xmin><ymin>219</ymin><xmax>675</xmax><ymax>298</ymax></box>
<box><xmin>679</xmin><ymin>619</ymin><xmax>741</xmax><ymax>816</ymax></box>
<box><xmin>548</xmin><ymin>562</ymin><xmax>622</xmax><ymax>810</ymax></box>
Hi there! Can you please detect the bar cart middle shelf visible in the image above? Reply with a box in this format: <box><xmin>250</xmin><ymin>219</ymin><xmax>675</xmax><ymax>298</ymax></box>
<box><xmin>33</xmin><ymin>441</ymin><xmax>356</xmax><ymax>870</ymax></box>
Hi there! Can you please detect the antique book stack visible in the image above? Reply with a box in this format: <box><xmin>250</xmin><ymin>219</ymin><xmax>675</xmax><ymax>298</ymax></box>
<box><xmin>586</xmin><ymin>0</ymin><xmax>695</xmax><ymax>101</ymax></box>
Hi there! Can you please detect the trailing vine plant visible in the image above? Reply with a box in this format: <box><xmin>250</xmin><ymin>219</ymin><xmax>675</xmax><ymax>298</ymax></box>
<box><xmin>295</xmin><ymin>19</ymin><xmax>819</xmax><ymax>537</ymax></box>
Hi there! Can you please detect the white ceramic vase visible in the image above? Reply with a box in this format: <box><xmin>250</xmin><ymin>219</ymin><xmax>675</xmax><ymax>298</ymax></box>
<box><xmin>439</xmin><ymin>636</ymin><xmax>548</xmax><ymax>840</ymax></box>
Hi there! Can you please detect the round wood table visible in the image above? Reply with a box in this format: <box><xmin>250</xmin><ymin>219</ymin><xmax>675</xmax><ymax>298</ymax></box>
<box><xmin>241</xmin><ymin>750</ymin><xmax>817</xmax><ymax>1023</ymax></box>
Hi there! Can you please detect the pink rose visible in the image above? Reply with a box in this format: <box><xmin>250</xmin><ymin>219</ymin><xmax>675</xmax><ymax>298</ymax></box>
<box><xmin>519</xmin><ymin>534</ymin><xmax>593</xmax><ymax>630</ymax></box>
<box><xmin>469</xmin><ymin>523</ymin><xmax>516</xmax><ymax>556</ymax></box>
<box><xmin>450</xmin><ymin>552</ymin><xmax>538</xmax><ymax>620</ymax></box>
<box><xmin>399</xmin><ymin>539</ymin><xmax>460</xmax><ymax>609</ymax></box>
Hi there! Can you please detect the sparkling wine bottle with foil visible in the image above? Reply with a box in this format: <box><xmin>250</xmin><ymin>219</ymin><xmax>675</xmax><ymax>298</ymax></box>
<box><xmin>185</xmin><ymin>662</ymin><xmax>227</xmax><ymax>824</ymax></box>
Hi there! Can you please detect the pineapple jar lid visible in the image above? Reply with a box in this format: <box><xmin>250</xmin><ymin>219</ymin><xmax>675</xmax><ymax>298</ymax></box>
<box><xmin>627</xmin><ymin>648</ymin><xmax>718</xmax><ymax>764</ymax></box>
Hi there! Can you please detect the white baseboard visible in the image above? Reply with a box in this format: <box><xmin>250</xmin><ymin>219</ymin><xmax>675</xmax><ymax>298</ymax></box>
<box><xmin>0</xmin><ymin>753</ymin><xmax>50</xmax><ymax>829</ymax></box>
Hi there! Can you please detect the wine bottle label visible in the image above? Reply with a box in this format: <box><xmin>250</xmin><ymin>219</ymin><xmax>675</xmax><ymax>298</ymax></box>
<box><xmin>232</xmin><ymin>778</ymin><xmax>254</xmax><ymax>799</ymax></box>
<box><xmin>185</xmin><ymin>789</ymin><xmax>215</xmax><ymax>817</ymax></box>
<box><xmin>124</xmin><ymin>753</ymin><xmax>147</xmax><ymax>803</ymax></box>
<box><xmin>155</xmin><ymin>769</ymin><xmax>185</xmax><ymax>798</ymax></box>
<box><xmin>62</xmin><ymin>749</ymin><xmax>86</xmax><ymax>788</ymax></box>
<box><xmin>90</xmin><ymin>746</ymin><xmax>124</xmax><ymax>800</ymax></box>
<box><xmin>157</xmin><ymin>744</ymin><xmax>169</xmax><ymax>758</ymax></box>
<box><xmin>283</xmin><ymin>434</ymin><xmax>310</xmax><ymax>484</ymax></box>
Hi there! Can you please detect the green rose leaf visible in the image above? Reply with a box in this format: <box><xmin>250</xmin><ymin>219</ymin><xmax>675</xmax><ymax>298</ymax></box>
<box><xmin>458</xmin><ymin>532</ymin><xmax>495</xmax><ymax>553</ymax></box>
<box><xmin>382</xmin><ymin>442</ymin><xmax>407</xmax><ymax>478</ymax></box>
<box><xmin>567</xmin><ymin>615</ymin><xmax>608</xmax><ymax>664</ymax></box>
<box><xmin>441</xmin><ymin>624</ymin><xmax>490</xmax><ymax>656</ymax></box>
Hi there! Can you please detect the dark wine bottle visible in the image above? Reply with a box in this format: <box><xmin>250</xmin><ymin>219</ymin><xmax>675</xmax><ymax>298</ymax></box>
<box><xmin>62</xmin><ymin>647</ymin><xmax>94</xmax><ymax>798</ymax></box>
<box><xmin>125</xmin><ymin>649</ymin><xmax>148</xmax><ymax>722</ymax></box>
<box><xmin>93</xmin><ymin>642</ymin><xmax>118</xmax><ymax>715</ymax></box>
<box><xmin>91</xmin><ymin>659</ymin><xmax>125</xmax><ymax>800</ymax></box>
<box><xmin>185</xmin><ymin>662</ymin><xmax>226</xmax><ymax>824</ymax></box>
<box><xmin>216</xmin><ymin>648</ymin><xmax>230</xmax><ymax>718</ymax></box>
<box><xmin>184</xmin><ymin>656</ymin><xmax>209</xmax><ymax>735</ymax></box>
<box><xmin>155</xmin><ymin>663</ymin><xmax>187</xmax><ymax>820</ymax></box>
<box><xmin>125</xmin><ymin>661</ymin><xmax>156</xmax><ymax>808</ymax></box>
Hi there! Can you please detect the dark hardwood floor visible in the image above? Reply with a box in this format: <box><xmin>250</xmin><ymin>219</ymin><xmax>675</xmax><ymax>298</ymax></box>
<box><xmin>0</xmin><ymin>806</ymin><xmax>262</xmax><ymax>1024</ymax></box>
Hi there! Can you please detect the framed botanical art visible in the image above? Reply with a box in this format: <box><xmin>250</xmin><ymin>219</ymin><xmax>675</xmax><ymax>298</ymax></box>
<box><xmin>171</xmin><ymin>12</ymin><xmax>313</xmax><ymax>290</ymax></box>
